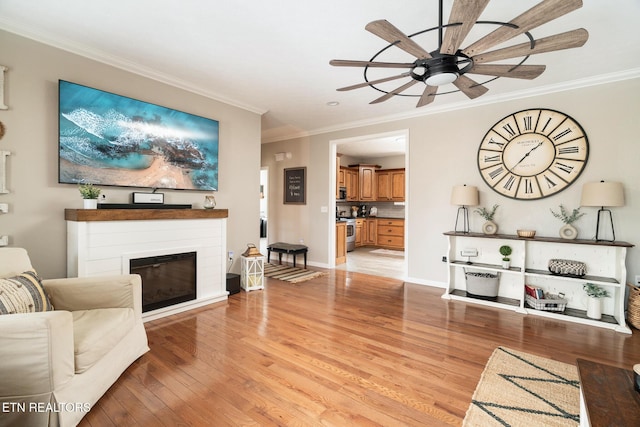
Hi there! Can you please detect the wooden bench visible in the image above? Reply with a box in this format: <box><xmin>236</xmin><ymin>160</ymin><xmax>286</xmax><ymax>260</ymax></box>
<box><xmin>267</xmin><ymin>242</ymin><xmax>308</xmax><ymax>268</ymax></box>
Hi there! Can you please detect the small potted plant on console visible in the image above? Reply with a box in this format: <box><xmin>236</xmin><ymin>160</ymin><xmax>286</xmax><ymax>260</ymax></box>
<box><xmin>499</xmin><ymin>245</ymin><xmax>512</xmax><ymax>269</ymax></box>
<box><xmin>583</xmin><ymin>282</ymin><xmax>610</xmax><ymax>320</ymax></box>
<box><xmin>78</xmin><ymin>183</ymin><xmax>101</xmax><ymax>209</ymax></box>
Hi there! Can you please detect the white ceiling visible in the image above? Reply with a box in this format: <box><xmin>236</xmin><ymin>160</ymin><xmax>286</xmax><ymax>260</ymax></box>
<box><xmin>1</xmin><ymin>0</ymin><xmax>639</xmax><ymax>156</ymax></box>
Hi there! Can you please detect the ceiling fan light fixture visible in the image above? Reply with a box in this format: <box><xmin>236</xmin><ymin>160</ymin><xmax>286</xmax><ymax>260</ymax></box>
<box><xmin>425</xmin><ymin>72</ymin><xmax>459</xmax><ymax>86</ymax></box>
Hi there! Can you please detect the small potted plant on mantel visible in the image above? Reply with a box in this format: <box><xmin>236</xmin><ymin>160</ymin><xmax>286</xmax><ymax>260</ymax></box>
<box><xmin>583</xmin><ymin>282</ymin><xmax>610</xmax><ymax>320</ymax></box>
<box><xmin>499</xmin><ymin>245</ymin><xmax>512</xmax><ymax>269</ymax></box>
<box><xmin>550</xmin><ymin>204</ymin><xmax>585</xmax><ymax>240</ymax></box>
<box><xmin>474</xmin><ymin>204</ymin><xmax>499</xmax><ymax>235</ymax></box>
<box><xmin>78</xmin><ymin>183</ymin><xmax>101</xmax><ymax>209</ymax></box>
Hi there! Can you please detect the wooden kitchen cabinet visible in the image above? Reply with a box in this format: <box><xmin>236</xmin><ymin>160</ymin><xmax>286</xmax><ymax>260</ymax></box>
<box><xmin>377</xmin><ymin>169</ymin><xmax>405</xmax><ymax>201</ymax></box>
<box><xmin>364</xmin><ymin>218</ymin><xmax>377</xmax><ymax>245</ymax></box>
<box><xmin>376</xmin><ymin>219</ymin><xmax>404</xmax><ymax>250</ymax></box>
<box><xmin>336</xmin><ymin>222</ymin><xmax>346</xmax><ymax>264</ymax></box>
<box><xmin>356</xmin><ymin>218</ymin><xmax>379</xmax><ymax>247</ymax></box>
<box><xmin>357</xmin><ymin>165</ymin><xmax>380</xmax><ymax>201</ymax></box>
<box><xmin>345</xmin><ymin>168</ymin><xmax>359</xmax><ymax>201</ymax></box>
<box><xmin>355</xmin><ymin>218</ymin><xmax>364</xmax><ymax>247</ymax></box>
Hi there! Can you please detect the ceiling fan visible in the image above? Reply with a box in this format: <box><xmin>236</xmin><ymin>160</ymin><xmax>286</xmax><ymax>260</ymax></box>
<box><xmin>330</xmin><ymin>0</ymin><xmax>588</xmax><ymax>107</ymax></box>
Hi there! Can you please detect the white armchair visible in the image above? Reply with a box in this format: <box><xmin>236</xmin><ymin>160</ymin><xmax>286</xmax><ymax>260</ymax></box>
<box><xmin>0</xmin><ymin>248</ymin><xmax>149</xmax><ymax>427</ymax></box>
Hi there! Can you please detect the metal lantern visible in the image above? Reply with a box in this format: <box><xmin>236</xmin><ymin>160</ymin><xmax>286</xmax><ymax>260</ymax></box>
<box><xmin>240</xmin><ymin>244</ymin><xmax>265</xmax><ymax>291</ymax></box>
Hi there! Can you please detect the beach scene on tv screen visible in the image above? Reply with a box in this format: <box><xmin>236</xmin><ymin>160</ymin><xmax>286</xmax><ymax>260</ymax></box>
<box><xmin>58</xmin><ymin>80</ymin><xmax>219</xmax><ymax>191</ymax></box>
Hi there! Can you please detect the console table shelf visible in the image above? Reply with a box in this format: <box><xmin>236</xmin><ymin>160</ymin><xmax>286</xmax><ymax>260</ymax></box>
<box><xmin>450</xmin><ymin>260</ymin><xmax>522</xmax><ymax>273</ymax></box>
<box><xmin>525</xmin><ymin>269</ymin><xmax>620</xmax><ymax>285</ymax></box>
<box><xmin>443</xmin><ymin>232</ymin><xmax>633</xmax><ymax>334</ymax></box>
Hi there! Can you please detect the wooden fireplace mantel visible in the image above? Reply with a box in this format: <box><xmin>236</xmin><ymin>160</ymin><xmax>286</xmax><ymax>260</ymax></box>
<box><xmin>65</xmin><ymin>208</ymin><xmax>229</xmax><ymax>222</ymax></box>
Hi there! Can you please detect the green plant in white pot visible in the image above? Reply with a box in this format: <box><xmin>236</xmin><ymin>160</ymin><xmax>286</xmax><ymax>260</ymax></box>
<box><xmin>499</xmin><ymin>245</ymin><xmax>512</xmax><ymax>269</ymax></box>
<box><xmin>583</xmin><ymin>282</ymin><xmax>610</xmax><ymax>320</ymax></box>
<box><xmin>550</xmin><ymin>205</ymin><xmax>585</xmax><ymax>239</ymax></box>
<box><xmin>78</xmin><ymin>183</ymin><xmax>101</xmax><ymax>209</ymax></box>
<box><xmin>475</xmin><ymin>204</ymin><xmax>499</xmax><ymax>235</ymax></box>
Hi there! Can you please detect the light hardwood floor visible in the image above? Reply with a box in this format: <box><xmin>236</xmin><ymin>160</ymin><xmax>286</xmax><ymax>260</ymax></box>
<box><xmin>334</xmin><ymin>247</ymin><xmax>405</xmax><ymax>279</ymax></box>
<box><xmin>80</xmin><ymin>269</ymin><xmax>640</xmax><ymax>426</ymax></box>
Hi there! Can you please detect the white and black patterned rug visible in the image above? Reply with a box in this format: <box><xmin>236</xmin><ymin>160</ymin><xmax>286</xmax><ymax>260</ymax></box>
<box><xmin>464</xmin><ymin>347</ymin><xmax>580</xmax><ymax>427</ymax></box>
<box><xmin>264</xmin><ymin>263</ymin><xmax>326</xmax><ymax>284</ymax></box>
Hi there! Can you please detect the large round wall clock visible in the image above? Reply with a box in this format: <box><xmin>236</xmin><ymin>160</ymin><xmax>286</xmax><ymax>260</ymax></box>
<box><xmin>477</xmin><ymin>108</ymin><xmax>589</xmax><ymax>200</ymax></box>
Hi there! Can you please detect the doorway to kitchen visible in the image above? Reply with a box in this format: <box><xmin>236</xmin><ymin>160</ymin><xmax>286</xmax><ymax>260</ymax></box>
<box><xmin>330</xmin><ymin>130</ymin><xmax>409</xmax><ymax>281</ymax></box>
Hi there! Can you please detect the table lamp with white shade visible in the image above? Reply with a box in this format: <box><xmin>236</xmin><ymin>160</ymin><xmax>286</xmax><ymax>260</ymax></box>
<box><xmin>580</xmin><ymin>180</ymin><xmax>625</xmax><ymax>242</ymax></box>
<box><xmin>451</xmin><ymin>184</ymin><xmax>479</xmax><ymax>234</ymax></box>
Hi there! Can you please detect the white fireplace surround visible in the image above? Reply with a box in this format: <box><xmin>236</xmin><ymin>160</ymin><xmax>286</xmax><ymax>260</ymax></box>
<box><xmin>66</xmin><ymin>210</ymin><xmax>228</xmax><ymax>321</ymax></box>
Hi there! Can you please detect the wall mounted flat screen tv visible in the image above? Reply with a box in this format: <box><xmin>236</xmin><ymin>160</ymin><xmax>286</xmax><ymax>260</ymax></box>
<box><xmin>58</xmin><ymin>80</ymin><xmax>219</xmax><ymax>191</ymax></box>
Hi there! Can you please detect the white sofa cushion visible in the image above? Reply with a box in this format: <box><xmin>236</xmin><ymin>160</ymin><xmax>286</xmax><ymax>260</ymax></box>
<box><xmin>72</xmin><ymin>307</ymin><xmax>135</xmax><ymax>373</ymax></box>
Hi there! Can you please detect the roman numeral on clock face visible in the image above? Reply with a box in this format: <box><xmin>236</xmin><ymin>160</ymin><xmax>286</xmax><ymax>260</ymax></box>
<box><xmin>553</xmin><ymin>128</ymin><xmax>572</xmax><ymax>141</ymax></box>
<box><xmin>484</xmin><ymin>154</ymin><xmax>500</xmax><ymax>162</ymax></box>
<box><xmin>544</xmin><ymin>175</ymin><xmax>557</xmax><ymax>188</ymax></box>
<box><xmin>522</xmin><ymin>116</ymin><xmax>532</xmax><ymax>131</ymax></box>
<box><xmin>502</xmin><ymin>123</ymin><xmax>516</xmax><ymax>138</ymax></box>
<box><xmin>558</xmin><ymin>146</ymin><xmax>579</xmax><ymax>154</ymax></box>
<box><xmin>489</xmin><ymin>167</ymin><xmax>504</xmax><ymax>180</ymax></box>
<box><xmin>488</xmin><ymin>137</ymin><xmax>504</xmax><ymax>148</ymax></box>
<box><xmin>503</xmin><ymin>175</ymin><xmax>516</xmax><ymax>190</ymax></box>
<box><xmin>555</xmin><ymin>162</ymin><xmax>574</xmax><ymax>174</ymax></box>
<box><xmin>523</xmin><ymin>178</ymin><xmax>533</xmax><ymax>193</ymax></box>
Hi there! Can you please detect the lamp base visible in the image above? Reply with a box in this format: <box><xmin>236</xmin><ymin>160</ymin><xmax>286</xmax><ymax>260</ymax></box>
<box><xmin>594</xmin><ymin>207</ymin><xmax>616</xmax><ymax>242</ymax></box>
<box><xmin>454</xmin><ymin>206</ymin><xmax>470</xmax><ymax>234</ymax></box>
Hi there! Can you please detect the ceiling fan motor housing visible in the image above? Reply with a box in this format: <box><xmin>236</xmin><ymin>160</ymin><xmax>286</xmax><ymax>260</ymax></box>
<box><xmin>412</xmin><ymin>55</ymin><xmax>461</xmax><ymax>85</ymax></box>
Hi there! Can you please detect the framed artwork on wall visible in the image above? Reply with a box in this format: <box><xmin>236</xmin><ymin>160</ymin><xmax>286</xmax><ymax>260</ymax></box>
<box><xmin>284</xmin><ymin>167</ymin><xmax>306</xmax><ymax>205</ymax></box>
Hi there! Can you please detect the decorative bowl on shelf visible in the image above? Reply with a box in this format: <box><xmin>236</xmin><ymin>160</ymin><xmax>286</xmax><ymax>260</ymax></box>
<box><xmin>517</xmin><ymin>230</ymin><xmax>536</xmax><ymax>238</ymax></box>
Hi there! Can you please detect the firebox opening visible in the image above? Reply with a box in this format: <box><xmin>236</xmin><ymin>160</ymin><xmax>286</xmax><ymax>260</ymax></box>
<box><xmin>130</xmin><ymin>251</ymin><xmax>197</xmax><ymax>313</ymax></box>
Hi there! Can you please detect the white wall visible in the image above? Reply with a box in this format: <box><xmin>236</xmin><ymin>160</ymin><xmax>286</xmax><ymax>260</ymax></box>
<box><xmin>262</xmin><ymin>77</ymin><xmax>640</xmax><ymax>285</ymax></box>
<box><xmin>0</xmin><ymin>30</ymin><xmax>262</xmax><ymax>278</ymax></box>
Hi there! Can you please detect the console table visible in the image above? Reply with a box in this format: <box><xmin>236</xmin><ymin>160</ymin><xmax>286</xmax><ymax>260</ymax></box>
<box><xmin>577</xmin><ymin>358</ymin><xmax>640</xmax><ymax>426</ymax></box>
<box><xmin>443</xmin><ymin>232</ymin><xmax>634</xmax><ymax>333</ymax></box>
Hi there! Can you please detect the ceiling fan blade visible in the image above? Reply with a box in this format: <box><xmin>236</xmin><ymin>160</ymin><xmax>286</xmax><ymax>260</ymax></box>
<box><xmin>416</xmin><ymin>85</ymin><xmax>438</xmax><ymax>107</ymax></box>
<box><xmin>365</xmin><ymin>20</ymin><xmax>432</xmax><ymax>59</ymax></box>
<box><xmin>462</xmin><ymin>0</ymin><xmax>583</xmax><ymax>57</ymax></box>
<box><xmin>337</xmin><ymin>72</ymin><xmax>412</xmax><ymax>91</ymax></box>
<box><xmin>467</xmin><ymin>64</ymin><xmax>546</xmax><ymax>79</ymax></box>
<box><xmin>441</xmin><ymin>0</ymin><xmax>490</xmax><ymax>55</ymax></box>
<box><xmin>471</xmin><ymin>28</ymin><xmax>588</xmax><ymax>64</ymax></box>
<box><xmin>370</xmin><ymin>80</ymin><xmax>419</xmax><ymax>104</ymax></box>
<box><xmin>453</xmin><ymin>75</ymin><xmax>488</xmax><ymax>99</ymax></box>
<box><xmin>330</xmin><ymin>59</ymin><xmax>415</xmax><ymax>69</ymax></box>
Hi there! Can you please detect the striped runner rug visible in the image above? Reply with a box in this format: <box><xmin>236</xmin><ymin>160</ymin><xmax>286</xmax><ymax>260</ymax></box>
<box><xmin>463</xmin><ymin>346</ymin><xmax>580</xmax><ymax>427</ymax></box>
<box><xmin>264</xmin><ymin>263</ymin><xmax>326</xmax><ymax>284</ymax></box>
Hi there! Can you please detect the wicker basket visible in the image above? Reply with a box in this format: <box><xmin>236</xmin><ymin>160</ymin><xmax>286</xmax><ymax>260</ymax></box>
<box><xmin>525</xmin><ymin>293</ymin><xmax>567</xmax><ymax>312</ymax></box>
<box><xmin>465</xmin><ymin>271</ymin><xmax>500</xmax><ymax>299</ymax></box>
<box><xmin>627</xmin><ymin>283</ymin><xmax>640</xmax><ymax>329</ymax></box>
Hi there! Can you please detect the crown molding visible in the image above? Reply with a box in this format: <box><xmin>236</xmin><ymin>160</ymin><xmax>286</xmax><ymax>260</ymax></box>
<box><xmin>3</xmin><ymin>21</ymin><xmax>638</xmax><ymax>143</ymax></box>
<box><xmin>261</xmin><ymin>67</ymin><xmax>640</xmax><ymax>144</ymax></box>
<box><xmin>0</xmin><ymin>21</ymin><xmax>268</xmax><ymax>115</ymax></box>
